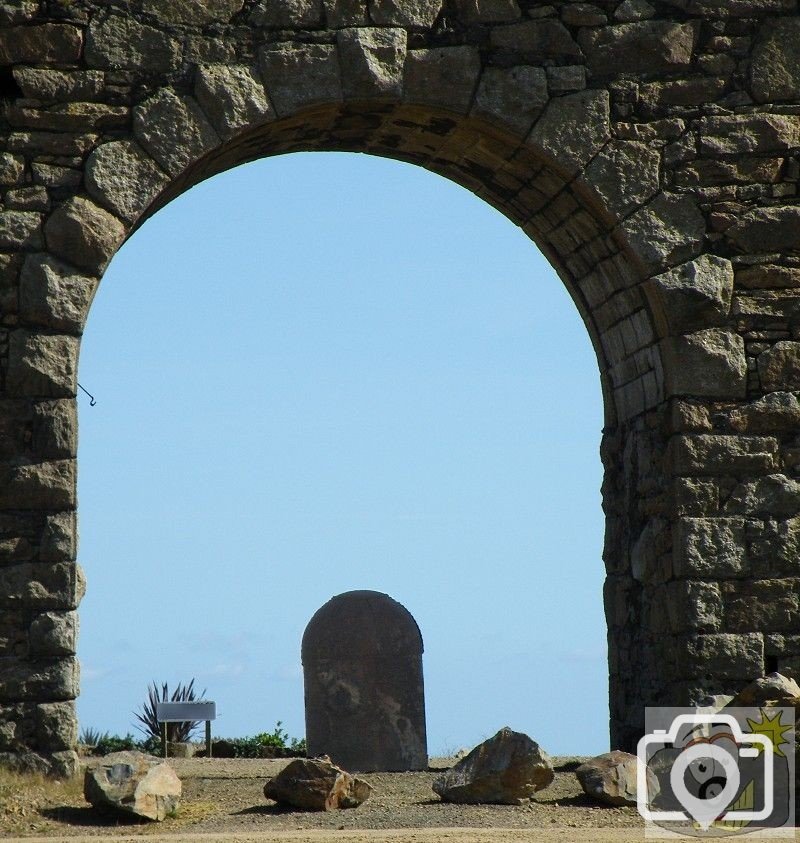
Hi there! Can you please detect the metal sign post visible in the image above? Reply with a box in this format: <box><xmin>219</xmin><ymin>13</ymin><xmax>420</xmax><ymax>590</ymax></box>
<box><xmin>155</xmin><ymin>701</ymin><xmax>217</xmax><ymax>758</ymax></box>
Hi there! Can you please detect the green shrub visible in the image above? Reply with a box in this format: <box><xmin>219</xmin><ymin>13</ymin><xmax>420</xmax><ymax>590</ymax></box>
<box><xmin>79</xmin><ymin>726</ymin><xmax>109</xmax><ymax>746</ymax></box>
<box><xmin>95</xmin><ymin>732</ymin><xmax>138</xmax><ymax>755</ymax></box>
<box><xmin>133</xmin><ymin>679</ymin><xmax>206</xmax><ymax>744</ymax></box>
<box><xmin>223</xmin><ymin>722</ymin><xmax>306</xmax><ymax>758</ymax></box>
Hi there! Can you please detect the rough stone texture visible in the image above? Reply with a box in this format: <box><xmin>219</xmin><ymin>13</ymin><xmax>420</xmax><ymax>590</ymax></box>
<box><xmin>575</xmin><ymin>751</ymin><xmax>657</xmax><ymax>807</ymax></box>
<box><xmin>433</xmin><ymin>727</ymin><xmax>554</xmax><ymax>805</ymax></box>
<box><xmin>264</xmin><ymin>757</ymin><xmax>372</xmax><ymax>810</ymax></box>
<box><xmin>8</xmin><ymin>0</ymin><xmax>800</xmax><ymax>774</ymax></box>
<box><xmin>84</xmin><ymin>751</ymin><xmax>181</xmax><ymax>821</ymax></box>
<box><xmin>303</xmin><ymin>591</ymin><xmax>427</xmax><ymax>772</ymax></box>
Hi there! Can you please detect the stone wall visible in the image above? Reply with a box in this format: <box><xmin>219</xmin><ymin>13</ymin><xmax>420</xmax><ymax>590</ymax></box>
<box><xmin>2</xmin><ymin>0</ymin><xmax>800</xmax><ymax>772</ymax></box>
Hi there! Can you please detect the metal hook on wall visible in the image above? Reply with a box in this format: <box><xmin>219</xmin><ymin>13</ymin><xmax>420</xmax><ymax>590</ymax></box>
<box><xmin>78</xmin><ymin>383</ymin><xmax>97</xmax><ymax>407</ymax></box>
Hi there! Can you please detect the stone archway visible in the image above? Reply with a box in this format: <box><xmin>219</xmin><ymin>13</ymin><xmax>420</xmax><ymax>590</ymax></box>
<box><xmin>2</xmin><ymin>0</ymin><xmax>799</xmax><ymax>775</ymax></box>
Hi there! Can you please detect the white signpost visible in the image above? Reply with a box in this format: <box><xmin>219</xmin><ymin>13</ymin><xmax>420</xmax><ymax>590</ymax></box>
<box><xmin>155</xmin><ymin>701</ymin><xmax>217</xmax><ymax>758</ymax></box>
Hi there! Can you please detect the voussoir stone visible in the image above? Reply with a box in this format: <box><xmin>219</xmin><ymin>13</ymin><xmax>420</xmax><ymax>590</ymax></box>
<box><xmin>337</xmin><ymin>28</ymin><xmax>407</xmax><ymax>100</ymax></box>
<box><xmin>20</xmin><ymin>254</ymin><xmax>98</xmax><ymax>334</ymax></box>
<box><xmin>264</xmin><ymin>757</ymin><xmax>372</xmax><ymax>810</ymax></box>
<box><xmin>582</xmin><ymin>140</ymin><xmax>661</xmax><ymax>222</ymax></box>
<box><xmin>646</xmin><ymin>255</ymin><xmax>733</xmax><ymax>334</ymax></box>
<box><xmin>195</xmin><ymin>65</ymin><xmax>274</xmax><ymax>139</ymax></box>
<box><xmin>433</xmin><ymin>727</ymin><xmax>554</xmax><ymax>805</ymax></box>
<box><xmin>473</xmin><ymin>66</ymin><xmax>548</xmax><ymax>135</ymax></box>
<box><xmin>575</xmin><ymin>751</ymin><xmax>657</xmax><ymax>807</ymax></box>
<box><xmin>86</xmin><ymin>14</ymin><xmax>181</xmax><ymax>72</ymax></box>
<box><xmin>134</xmin><ymin>89</ymin><xmax>220</xmax><ymax>178</ymax></box>
<box><xmin>86</xmin><ymin>141</ymin><xmax>168</xmax><ymax>225</ymax></box>
<box><xmin>44</xmin><ymin>197</ymin><xmax>126</xmax><ymax>275</ymax></box>
<box><xmin>369</xmin><ymin>0</ymin><xmax>442</xmax><ymax>26</ymax></box>
<box><xmin>528</xmin><ymin>89</ymin><xmax>610</xmax><ymax>178</ymax></box>
<box><xmin>260</xmin><ymin>43</ymin><xmax>342</xmax><ymax>115</ymax></box>
<box><xmin>6</xmin><ymin>331</ymin><xmax>79</xmax><ymax>398</ymax></box>
<box><xmin>84</xmin><ymin>751</ymin><xmax>181</xmax><ymax>821</ymax></box>
<box><xmin>404</xmin><ymin>47</ymin><xmax>481</xmax><ymax>114</ymax></box>
<box><xmin>758</xmin><ymin>341</ymin><xmax>800</xmax><ymax>392</ymax></box>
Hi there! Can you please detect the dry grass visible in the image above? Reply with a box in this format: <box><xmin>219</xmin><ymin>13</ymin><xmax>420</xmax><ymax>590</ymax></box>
<box><xmin>0</xmin><ymin>765</ymin><xmax>85</xmax><ymax>835</ymax></box>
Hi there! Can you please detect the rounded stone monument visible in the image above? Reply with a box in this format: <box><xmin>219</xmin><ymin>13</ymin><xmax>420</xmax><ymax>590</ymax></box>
<box><xmin>302</xmin><ymin>590</ymin><xmax>427</xmax><ymax>772</ymax></box>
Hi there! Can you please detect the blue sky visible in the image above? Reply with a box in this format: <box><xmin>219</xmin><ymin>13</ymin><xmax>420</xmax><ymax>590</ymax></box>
<box><xmin>76</xmin><ymin>151</ymin><xmax>607</xmax><ymax>757</ymax></box>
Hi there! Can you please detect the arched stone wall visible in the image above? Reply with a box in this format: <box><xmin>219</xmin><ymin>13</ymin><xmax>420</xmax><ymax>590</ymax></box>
<box><xmin>1</xmin><ymin>0</ymin><xmax>800</xmax><ymax>775</ymax></box>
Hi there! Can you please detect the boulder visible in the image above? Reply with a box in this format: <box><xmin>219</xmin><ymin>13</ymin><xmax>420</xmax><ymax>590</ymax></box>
<box><xmin>432</xmin><ymin>727</ymin><xmax>554</xmax><ymax>805</ymax></box>
<box><xmin>83</xmin><ymin>751</ymin><xmax>181</xmax><ymax>821</ymax></box>
<box><xmin>730</xmin><ymin>672</ymin><xmax>800</xmax><ymax>707</ymax></box>
<box><xmin>575</xmin><ymin>750</ymin><xmax>658</xmax><ymax>807</ymax></box>
<box><xmin>263</xmin><ymin>757</ymin><xmax>372</xmax><ymax>810</ymax></box>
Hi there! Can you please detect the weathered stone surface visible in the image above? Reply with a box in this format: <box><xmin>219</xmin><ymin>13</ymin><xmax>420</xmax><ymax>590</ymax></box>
<box><xmin>323</xmin><ymin>0</ymin><xmax>368</xmax><ymax>26</ymax></box>
<box><xmin>620</xmin><ymin>193</ymin><xmax>706</xmax><ymax>274</ymax></box>
<box><xmin>404</xmin><ymin>47</ymin><xmax>480</xmax><ymax>115</ymax></box>
<box><xmin>666</xmin><ymin>580</ymin><xmax>722</xmax><ymax>632</ymax></box>
<box><xmin>0</xmin><ymin>657</ymin><xmax>78</xmax><ymax>702</ymax></box>
<box><xmin>731</xmin><ymin>673</ymin><xmax>800</xmax><ymax>706</ymax></box>
<box><xmin>251</xmin><ymin>0</ymin><xmax>322</xmax><ymax>26</ymax></box>
<box><xmin>338</xmin><ymin>28</ymin><xmax>407</xmax><ymax>100</ymax></box>
<box><xmin>369</xmin><ymin>0</ymin><xmax>442</xmax><ymax>26</ymax></box>
<box><xmin>6</xmin><ymin>332</ymin><xmax>79</xmax><ymax>398</ymax></box>
<box><xmin>195</xmin><ymin>65</ymin><xmax>273</xmax><ymax>139</ymax></box>
<box><xmin>473</xmin><ymin>66</ymin><xmax>547</xmax><ymax>136</ymax></box>
<box><xmin>85</xmin><ymin>751</ymin><xmax>181</xmax><ymax>821</ymax></box>
<box><xmin>665</xmin><ymin>0</ymin><xmax>795</xmax><ymax>13</ymax></box>
<box><xmin>44</xmin><ymin>198</ymin><xmax>126</xmax><ymax>274</ymax></box>
<box><xmin>0</xmin><ymin>561</ymin><xmax>81</xmax><ymax>607</ymax></box>
<box><xmin>737</xmin><ymin>264</ymin><xmax>800</xmax><ymax>290</ymax></box>
<box><xmin>672</xmin><ymin>517</ymin><xmax>746</xmax><ymax>578</ymax></box>
<box><xmin>528</xmin><ymin>89</ymin><xmax>610</xmax><ymax>178</ymax></box>
<box><xmin>12</xmin><ymin>69</ymin><xmax>105</xmax><ymax>103</ymax></box>
<box><xmin>0</xmin><ymin>24</ymin><xmax>82</xmax><ymax>64</ymax></box>
<box><xmin>29</xmin><ymin>612</ymin><xmax>77</xmax><ymax>657</ymax></box>
<box><xmin>86</xmin><ymin>14</ymin><xmax>181</xmax><ymax>72</ymax></box>
<box><xmin>490</xmin><ymin>20</ymin><xmax>582</xmax><ymax>63</ymax></box>
<box><xmin>32</xmin><ymin>400</ymin><xmax>78</xmax><ymax>460</ymax></box>
<box><xmin>661</xmin><ymin>329</ymin><xmax>746</xmax><ymax>398</ymax></box>
<box><xmin>40</xmin><ymin>513</ymin><xmax>77</xmax><ymax>563</ymax></box>
<box><xmin>433</xmin><ymin>728</ymin><xmax>553</xmax><ymax>805</ymax></box>
<box><xmin>0</xmin><ymin>153</ymin><xmax>25</xmax><ymax>186</ymax></box>
<box><xmin>454</xmin><ymin>0</ymin><xmax>520</xmax><ymax>22</ymax></box>
<box><xmin>582</xmin><ymin>141</ymin><xmax>661</xmax><ymax>222</ymax></box>
<box><xmin>728</xmin><ymin>207</ymin><xmax>800</xmax><ymax>254</ymax></box>
<box><xmin>19</xmin><ymin>254</ymin><xmax>98</xmax><ymax>334</ymax></box>
<box><xmin>134</xmin><ymin>90</ymin><xmax>220</xmax><ymax>178</ymax></box>
<box><xmin>303</xmin><ymin>591</ymin><xmax>427</xmax><ymax>772</ymax></box>
<box><xmin>578</xmin><ymin>21</ymin><xmax>697</xmax><ymax>77</ymax></box>
<box><xmin>751</xmin><ymin>18</ymin><xmax>800</xmax><ymax>104</ymax></box>
<box><xmin>646</xmin><ymin>256</ymin><xmax>733</xmax><ymax>334</ymax></box>
<box><xmin>729</xmin><ymin>393</ymin><xmax>800</xmax><ymax>434</ymax></box>
<box><xmin>36</xmin><ymin>702</ymin><xmax>78</xmax><ymax>752</ymax></box>
<box><xmin>260</xmin><ymin>43</ymin><xmax>342</xmax><ymax>115</ymax></box>
<box><xmin>758</xmin><ymin>341</ymin><xmax>800</xmax><ymax>392</ymax></box>
<box><xmin>142</xmin><ymin>0</ymin><xmax>244</xmax><ymax>25</ymax></box>
<box><xmin>670</xmin><ymin>433</ymin><xmax>777</xmax><ymax>475</ymax></box>
<box><xmin>0</xmin><ymin>211</ymin><xmax>43</xmax><ymax>250</ymax></box>
<box><xmin>264</xmin><ymin>757</ymin><xmax>372</xmax><ymax>810</ymax></box>
<box><xmin>722</xmin><ymin>580</ymin><xmax>800</xmax><ymax>633</ymax></box>
<box><xmin>86</xmin><ymin>141</ymin><xmax>168</xmax><ymax>225</ymax></box>
<box><xmin>681</xmin><ymin>634</ymin><xmax>764</xmax><ymax>681</ymax></box>
<box><xmin>575</xmin><ymin>751</ymin><xmax>656</xmax><ymax>807</ymax></box>
<box><xmin>0</xmin><ymin>1</ymin><xmax>38</xmax><ymax>24</ymax></box>
<box><xmin>699</xmin><ymin>115</ymin><xmax>800</xmax><ymax>155</ymax></box>
<box><xmin>725</xmin><ymin>474</ymin><xmax>800</xmax><ymax>518</ymax></box>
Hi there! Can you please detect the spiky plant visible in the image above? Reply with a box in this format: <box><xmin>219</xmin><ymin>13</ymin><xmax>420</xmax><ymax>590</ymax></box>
<box><xmin>78</xmin><ymin>726</ymin><xmax>108</xmax><ymax>746</ymax></box>
<box><xmin>133</xmin><ymin>679</ymin><xmax>206</xmax><ymax>744</ymax></box>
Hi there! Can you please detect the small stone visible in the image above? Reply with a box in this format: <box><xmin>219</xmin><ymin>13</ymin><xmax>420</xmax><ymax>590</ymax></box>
<box><xmin>0</xmin><ymin>211</ymin><xmax>43</xmax><ymax>250</ymax></box>
<box><xmin>528</xmin><ymin>89</ymin><xmax>610</xmax><ymax>178</ymax></box>
<box><xmin>727</xmin><ymin>206</ymin><xmax>800</xmax><ymax>254</ymax></box>
<box><xmin>729</xmin><ymin>393</ymin><xmax>800</xmax><ymax>434</ymax></box>
<box><xmin>86</xmin><ymin>141</ymin><xmax>169</xmax><ymax>225</ymax></box>
<box><xmin>29</xmin><ymin>612</ymin><xmax>77</xmax><ymax>657</ymax></box>
<box><xmin>369</xmin><ymin>0</ymin><xmax>442</xmax><ymax>26</ymax></box>
<box><xmin>6</xmin><ymin>331</ymin><xmax>79</xmax><ymax>399</ymax></box>
<box><xmin>433</xmin><ymin>727</ymin><xmax>553</xmax><ymax>805</ymax></box>
<box><xmin>473</xmin><ymin>66</ymin><xmax>547</xmax><ymax>135</ymax></box>
<box><xmin>732</xmin><ymin>673</ymin><xmax>800</xmax><ymax>706</ymax></box>
<box><xmin>758</xmin><ymin>341</ymin><xmax>800</xmax><ymax>392</ymax></box>
<box><xmin>578</xmin><ymin>22</ymin><xmax>697</xmax><ymax>77</ymax></box>
<box><xmin>20</xmin><ymin>254</ymin><xmax>98</xmax><ymax>334</ymax></box>
<box><xmin>44</xmin><ymin>197</ymin><xmax>126</xmax><ymax>275</ymax></box>
<box><xmin>0</xmin><ymin>0</ymin><xmax>38</xmax><ymax>24</ymax></box>
<box><xmin>614</xmin><ymin>0</ymin><xmax>655</xmax><ymax>21</ymax></box>
<box><xmin>250</xmin><ymin>0</ymin><xmax>323</xmax><ymax>26</ymax></box>
<box><xmin>646</xmin><ymin>255</ymin><xmax>733</xmax><ymax>334</ymax></box>
<box><xmin>264</xmin><ymin>757</ymin><xmax>372</xmax><ymax>810</ymax></box>
<box><xmin>561</xmin><ymin>3</ymin><xmax>606</xmax><ymax>26</ymax></box>
<box><xmin>323</xmin><ymin>0</ymin><xmax>368</xmax><ymax>26</ymax></box>
<box><xmin>699</xmin><ymin>115</ymin><xmax>800</xmax><ymax>155</ymax></box>
<box><xmin>0</xmin><ymin>153</ymin><xmax>25</xmax><ymax>186</ymax></box>
<box><xmin>337</xmin><ymin>28</ymin><xmax>407</xmax><ymax>100</ymax></box>
<box><xmin>490</xmin><ymin>20</ymin><xmax>582</xmax><ymax>63</ymax></box>
<box><xmin>724</xmin><ymin>474</ymin><xmax>800</xmax><ymax>518</ymax></box>
<box><xmin>134</xmin><ymin>90</ymin><xmax>220</xmax><ymax>178</ymax></box>
<box><xmin>673</xmin><ymin>517</ymin><xmax>746</xmax><ymax>578</ymax></box>
<box><xmin>86</xmin><ymin>14</ymin><xmax>181</xmax><ymax>72</ymax></box>
<box><xmin>5</xmin><ymin>187</ymin><xmax>49</xmax><ymax>213</ymax></box>
<box><xmin>32</xmin><ymin>165</ymin><xmax>82</xmax><ymax>190</ymax></box>
<box><xmin>405</xmin><ymin>47</ymin><xmax>481</xmax><ymax>115</ymax></box>
<box><xmin>575</xmin><ymin>751</ymin><xmax>657</xmax><ymax>807</ymax></box>
<box><xmin>195</xmin><ymin>65</ymin><xmax>274</xmax><ymax>139</ymax></box>
<box><xmin>751</xmin><ymin>18</ymin><xmax>800</xmax><ymax>104</ymax></box>
<box><xmin>546</xmin><ymin>65</ymin><xmax>585</xmax><ymax>93</ymax></box>
<box><xmin>669</xmin><ymin>433</ymin><xmax>776</xmax><ymax>476</ymax></box>
<box><xmin>84</xmin><ymin>751</ymin><xmax>181</xmax><ymax>821</ymax></box>
<box><xmin>681</xmin><ymin>633</ymin><xmax>764</xmax><ymax>682</ymax></box>
<box><xmin>583</xmin><ymin>140</ymin><xmax>660</xmax><ymax>221</ymax></box>
<box><xmin>12</xmin><ymin>69</ymin><xmax>105</xmax><ymax>102</ymax></box>
<box><xmin>260</xmin><ymin>43</ymin><xmax>342</xmax><ymax>115</ymax></box>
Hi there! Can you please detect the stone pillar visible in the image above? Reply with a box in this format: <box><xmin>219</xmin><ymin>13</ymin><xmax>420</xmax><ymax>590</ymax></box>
<box><xmin>302</xmin><ymin>590</ymin><xmax>428</xmax><ymax>772</ymax></box>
